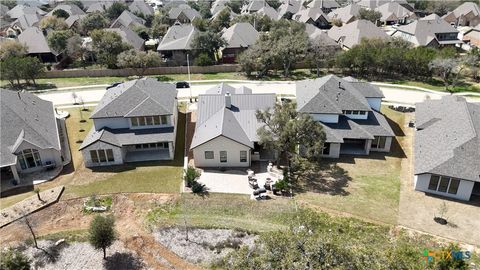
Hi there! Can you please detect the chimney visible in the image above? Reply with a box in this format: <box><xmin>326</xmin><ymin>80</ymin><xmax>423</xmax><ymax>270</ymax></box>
<box><xmin>225</xmin><ymin>92</ymin><xmax>231</xmax><ymax>108</ymax></box>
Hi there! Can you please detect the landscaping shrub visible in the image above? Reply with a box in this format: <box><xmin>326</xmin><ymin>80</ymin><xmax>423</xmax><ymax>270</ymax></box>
<box><xmin>184</xmin><ymin>166</ymin><xmax>201</xmax><ymax>187</ymax></box>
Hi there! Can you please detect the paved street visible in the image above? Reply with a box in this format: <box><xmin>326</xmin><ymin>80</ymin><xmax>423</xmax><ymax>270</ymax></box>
<box><xmin>37</xmin><ymin>81</ymin><xmax>478</xmax><ymax>107</ymax></box>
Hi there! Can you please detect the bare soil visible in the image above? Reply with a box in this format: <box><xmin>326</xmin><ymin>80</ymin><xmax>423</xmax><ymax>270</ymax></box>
<box><xmin>0</xmin><ymin>193</ymin><xmax>201</xmax><ymax>270</ymax></box>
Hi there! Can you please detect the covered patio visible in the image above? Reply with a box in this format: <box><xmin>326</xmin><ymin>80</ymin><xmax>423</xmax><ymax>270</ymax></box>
<box><xmin>124</xmin><ymin>149</ymin><xmax>171</xmax><ymax>163</ymax></box>
<box><xmin>339</xmin><ymin>139</ymin><xmax>369</xmax><ymax>155</ymax></box>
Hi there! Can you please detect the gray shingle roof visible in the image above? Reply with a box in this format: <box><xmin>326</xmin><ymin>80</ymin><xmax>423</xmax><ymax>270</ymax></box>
<box><xmin>293</xmin><ymin>7</ymin><xmax>330</xmax><ymax>23</ymax></box>
<box><xmin>6</xmin><ymin>4</ymin><xmax>46</xmax><ymax>19</ymax></box>
<box><xmin>305</xmin><ymin>24</ymin><xmax>338</xmax><ymax>45</ymax></box>
<box><xmin>191</xmin><ymin>91</ymin><xmax>276</xmax><ymax>149</ymax></box>
<box><xmin>222</xmin><ymin>22</ymin><xmax>259</xmax><ymax>49</ymax></box>
<box><xmin>18</xmin><ymin>27</ymin><xmax>58</xmax><ymax>55</ymax></box>
<box><xmin>0</xmin><ymin>4</ymin><xmax>10</xmax><ymax>17</ymax></box>
<box><xmin>85</xmin><ymin>2</ymin><xmax>112</xmax><ymax>13</ymax></box>
<box><xmin>65</xmin><ymin>14</ymin><xmax>86</xmax><ymax>28</ymax></box>
<box><xmin>327</xmin><ymin>19</ymin><xmax>389</xmax><ymax>48</ymax></box>
<box><xmin>357</xmin><ymin>0</ymin><xmax>410</xmax><ymax>10</ymax></box>
<box><xmin>257</xmin><ymin>6</ymin><xmax>279</xmax><ymax>20</ymax></box>
<box><xmin>79</xmin><ymin>126</ymin><xmax>175</xmax><ymax>150</ymax></box>
<box><xmin>448</xmin><ymin>2</ymin><xmax>480</xmax><ymax>18</ymax></box>
<box><xmin>375</xmin><ymin>1</ymin><xmax>415</xmax><ymax>21</ymax></box>
<box><xmin>414</xmin><ymin>96</ymin><xmax>480</xmax><ymax>182</ymax></box>
<box><xmin>296</xmin><ymin>75</ymin><xmax>375</xmax><ymax>114</ymax></box>
<box><xmin>129</xmin><ymin>0</ymin><xmax>154</xmax><ymax>16</ymax></box>
<box><xmin>205</xmin><ymin>83</ymin><xmax>253</xmax><ymax>95</ymax></box>
<box><xmin>1</xmin><ymin>89</ymin><xmax>60</xmax><ymax>167</ymax></box>
<box><xmin>393</xmin><ymin>15</ymin><xmax>460</xmax><ymax>46</ymax></box>
<box><xmin>308</xmin><ymin>0</ymin><xmax>339</xmax><ymax>9</ymax></box>
<box><xmin>13</xmin><ymin>13</ymin><xmax>41</xmax><ymax>29</ymax></box>
<box><xmin>111</xmin><ymin>10</ymin><xmax>145</xmax><ymax>29</ymax></box>
<box><xmin>328</xmin><ymin>3</ymin><xmax>361</xmax><ymax>24</ymax></box>
<box><xmin>278</xmin><ymin>0</ymin><xmax>303</xmax><ymax>18</ymax></box>
<box><xmin>157</xmin><ymin>24</ymin><xmax>197</xmax><ymax>51</ymax></box>
<box><xmin>106</xmin><ymin>26</ymin><xmax>144</xmax><ymax>50</ymax></box>
<box><xmin>90</xmin><ymin>78</ymin><xmax>177</xmax><ymax>119</ymax></box>
<box><xmin>46</xmin><ymin>4</ymin><xmax>85</xmax><ymax>17</ymax></box>
<box><xmin>168</xmin><ymin>4</ymin><xmax>201</xmax><ymax>21</ymax></box>
<box><xmin>242</xmin><ymin>0</ymin><xmax>271</xmax><ymax>13</ymax></box>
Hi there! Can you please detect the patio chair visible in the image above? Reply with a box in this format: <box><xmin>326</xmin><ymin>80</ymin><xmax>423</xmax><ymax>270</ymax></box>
<box><xmin>249</xmin><ymin>178</ymin><xmax>259</xmax><ymax>189</ymax></box>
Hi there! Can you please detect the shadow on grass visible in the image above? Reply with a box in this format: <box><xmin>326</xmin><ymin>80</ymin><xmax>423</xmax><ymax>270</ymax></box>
<box><xmin>295</xmin><ymin>162</ymin><xmax>352</xmax><ymax>196</ymax></box>
<box><xmin>154</xmin><ymin>75</ymin><xmax>175</xmax><ymax>82</ymax></box>
<box><xmin>104</xmin><ymin>252</ymin><xmax>145</xmax><ymax>270</ymax></box>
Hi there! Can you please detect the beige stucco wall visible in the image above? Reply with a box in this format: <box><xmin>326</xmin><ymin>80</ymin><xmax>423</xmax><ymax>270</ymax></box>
<box><xmin>193</xmin><ymin>136</ymin><xmax>251</xmax><ymax>167</ymax></box>
<box><xmin>414</xmin><ymin>174</ymin><xmax>474</xmax><ymax>201</ymax></box>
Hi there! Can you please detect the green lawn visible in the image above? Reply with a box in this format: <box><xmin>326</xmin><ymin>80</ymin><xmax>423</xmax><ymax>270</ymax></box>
<box><xmin>382</xmin><ymin>78</ymin><xmax>480</xmax><ymax>93</ymax></box>
<box><xmin>146</xmin><ymin>193</ymin><xmax>296</xmax><ymax>233</ymax></box>
<box><xmin>295</xmin><ymin>106</ymin><xmax>405</xmax><ymax>224</ymax></box>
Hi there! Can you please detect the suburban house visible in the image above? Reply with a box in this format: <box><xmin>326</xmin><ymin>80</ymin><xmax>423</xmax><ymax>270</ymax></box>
<box><xmin>65</xmin><ymin>14</ymin><xmax>86</xmax><ymax>31</ymax></box>
<box><xmin>45</xmin><ymin>4</ymin><xmax>85</xmax><ymax>17</ymax></box>
<box><xmin>257</xmin><ymin>5</ymin><xmax>280</xmax><ymax>20</ymax></box>
<box><xmin>443</xmin><ymin>1</ymin><xmax>480</xmax><ymax>27</ymax></box>
<box><xmin>190</xmin><ymin>84</ymin><xmax>276</xmax><ymax>168</ymax></box>
<box><xmin>328</xmin><ymin>19</ymin><xmax>389</xmax><ymax>49</ymax></box>
<box><xmin>305</xmin><ymin>24</ymin><xmax>339</xmax><ymax>47</ymax></box>
<box><xmin>0</xmin><ymin>90</ymin><xmax>63</xmax><ymax>184</ymax></box>
<box><xmin>391</xmin><ymin>14</ymin><xmax>462</xmax><ymax>47</ymax></box>
<box><xmin>80</xmin><ymin>78</ymin><xmax>178</xmax><ymax>167</ymax></box>
<box><xmin>18</xmin><ymin>27</ymin><xmax>61</xmax><ymax>62</ymax></box>
<box><xmin>6</xmin><ymin>13</ymin><xmax>41</xmax><ymax>37</ymax></box>
<box><xmin>327</xmin><ymin>3</ymin><xmax>361</xmax><ymax>24</ymax></box>
<box><xmin>210</xmin><ymin>0</ymin><xmax>227</xmax><ymax>15</ymax></box>
<box><xmin>241</xmin><ymin>0</ymin><xmax>272</xmax><ymax>14</ymax></box>
<box><xmin>296</xmin><ymin>75</ymin><xmax>395</xmax><ymax>158</ymax></box>
<box><xmin>157</xmin><ymin>23</ymin><xmax>198</xmax><ymax>65</ymax></box>
<box><xmin>128</xmin><ymin>0</ymin><xmax>155</xmax><ymax>17</ymax></box>
<box><xmin>85</xmin><ymin>2</ymin><xmax>113</xmax><ymax>13</ymax></box>
<box><xmin>463</xmin><ymin>25</ymin><xmax>480</xmax><ymax>47</ymax></box>
<box><xmin>221</xmin><ymin>22</ymin><xmax>259</xmax><ymax>63</ymax></box>
<box><xmin>106</xmin><ymin>26</ymin><xmax>145</xmax><ymax>51</ymax></box>
<box><xmin>414</xmin><ymin>96</ymin><xmax>480</xmax><ymax>201</ymax></box>
<box><xmin>277</xmin><ymin>0</ymin><xmax>303</xmax><ymax>19</ymax></box>
<box><xmin>357</xmin><ymin>0</ymin><xmax>413</xmax><ymax>11</ymax></box>
<box><xmin>111</xmin><ymin>10</ymin><xmax>146</xmax><ymax>29</ymax></box>
<box><xmin>293</xmin><ymin>7</ymin><xmax>331</xmax><ymax>29</ymax></box>
<box><xmin>6</xmin><ymin>4</ymin><xmax>45</xmax><ymax>19</ymax></box>
<box><xmin>375</xmin><ymin>2</ymin><xmax>416</xmax><ymax>25</ymax></box>
<box><xmin>168</xmin><ymin>4</ymin><xmax>201</xmax><ymax>24</ymax></box>
<box><xmin>307</xmin><ymin>0</ymin><xmax>340</xmax><ymax>14</ymax></box>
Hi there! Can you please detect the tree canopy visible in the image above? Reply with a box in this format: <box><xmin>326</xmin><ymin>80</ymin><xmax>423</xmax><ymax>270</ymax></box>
<box><xmin>91</xmin><ymin>29</ymin><xmax>131</xmax><ymax>68</ymax></box>
<box><xmin>191</xmin><ymin>31</ymin><xmax>226</xmax><ymax>62</ymax></box>
<box><xmin>106</xmin><ymin>2</ymin><xmax>129</xmax><ymax>20</ymax></box>
<box><xmin>0</xmin><ymin>40</ymin><xmax>27</xmax><ymax>61</ymax></box>
<box><xmin>80</xmin><ymin>12</ymin><xmax>109</xmax><ymax>34</ymax></box>
<box><xmin>88</xmin><ymin>215</ymin><xmax>117</xmax><ymax>259</ymax></box>
<box><xmin>117</xmin><ymin>49</ymin><xmax>162</xmax><ymax>75</ymax></box>
<box><xmin>359</xmin><ymin>8</ymin><xmax>382</xmax><ymax>23</ymax></box>
<box><xmin>52</xmin><ymin>9</ymin><xmax>70</xmax><ymax>19</ymax></box>
<box><xmin>39</xmin><ymin>16</ymin><xmax>68</xmax><ymax>31</ymax></box>
<box><xmin>47</xmin><ymin>30</ymin><xmax>75</xmax><ymax>53</ymax></box>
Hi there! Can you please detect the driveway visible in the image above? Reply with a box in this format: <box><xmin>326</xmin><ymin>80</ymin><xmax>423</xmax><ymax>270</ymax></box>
<box><xmin>197</xmin><ymin>169</ymin><xmax>276</xmax><ymax>195</ymax></box>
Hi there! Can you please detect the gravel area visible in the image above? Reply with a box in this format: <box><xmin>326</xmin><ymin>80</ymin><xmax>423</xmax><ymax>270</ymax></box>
<box><xmin>21</xmin><ymin>240</ymin><xmax>148</xmax><ymax>270</ymax></box>
<box><xmin>153</xmin><ymin>227</ymin><xmax>257</xmax><ymax>265</ymax></box>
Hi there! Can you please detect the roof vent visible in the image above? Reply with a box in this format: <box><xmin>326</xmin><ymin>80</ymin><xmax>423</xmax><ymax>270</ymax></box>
<box><xmin>225</xmin><ymin>92</ymin><xmax>231</xmax><ymax>108</ymax></box>
<box><xmin>338</xmin><ymin>81</ymin><xmax>344</xmax><ymax>90</ymax></box>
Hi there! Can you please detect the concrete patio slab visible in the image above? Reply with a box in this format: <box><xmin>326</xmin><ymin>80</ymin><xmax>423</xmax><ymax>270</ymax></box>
<box><xmin>197</xmin><ymin>170</ymin><xmax>279</xmax><ymax>195</ymax></box>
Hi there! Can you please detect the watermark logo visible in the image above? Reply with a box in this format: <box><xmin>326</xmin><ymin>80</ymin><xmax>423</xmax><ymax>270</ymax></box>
<box><xmin>422</xmin><ymin>249</ymin><xmax>471</xmax><ymax>264</ymax></box>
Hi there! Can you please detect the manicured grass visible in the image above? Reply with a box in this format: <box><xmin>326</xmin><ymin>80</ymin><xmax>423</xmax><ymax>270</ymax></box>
<box><xmin>384</xmin><ymin>78</ymin><xmax>480</xmax><ymax>93</ymax></box>
<box><xmin>146</xmin><ymin>193</ymin><xmax>296</xmax><ymax>233</ymax></box>
<box><xmin>295</xmin><ymin>106</ymin><xmax>406</xmax><ymax>224</ymax></box>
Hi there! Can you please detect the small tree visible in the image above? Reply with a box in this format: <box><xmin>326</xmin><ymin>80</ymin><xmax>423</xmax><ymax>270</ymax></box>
<box><xmin>117</xmin><ymin>49</ymin><xmax>162</xmax><ymax>76</ymax></box>
<box><xmin>47</xmin><ymin>30</ymin><xmax>74</xmax><ymax>53</ymax></box>
<box><xmin>0</xmin><ymin>40</ymin><xmax>27</xmax><ymax>61</ymax></box>
<box><xmin>184</xmin><ymin>166</ymin><xmax>201</xmax><ymax>187</ymax></box>
<box><xmin>52</xmin><ymin>9</ymin><xmax>70</xmax><ymax>19</ymax></box>
<box><xmin>39</xmin><ymin>16</ymin><xmax>68</xmax><ymax>31</ymax></box>
<box><xmin>79</xmin><ymin>12</ymin><xmax>109</xmax><ymax>34</ymax></box>
<box><xmin>88</xmin><ymin>215</ymin><xmax>117</xmax><ymax>260</ymax></box>
<box><xmin>0</xmin><ymin>249</ymin><xmax>31</xmax><ymax>270</ymax></box>
<box><xmin>106</xmin><ymin>2</ymin><xmax>129</xmax><ymax>20</ymax></box>
<box><xmin>359</xmin><ymin>8</ymin><xmax>382</xmax><ymax>24</ymax></box>
<box><xmin>20</xmin><ymin>57</ymin><xmax>45</xmax><ymax>87</ymax></box>
<box><xmin>429</xmin><ymin>58</ymin><xmax>463</xmax><ymax>93</ymax></box>
<box><xmin>307</xmin><ymin>35</ymin><xmax>340</xmax><ymax>77</ymax></box>
<box><xmin>191</xmin><ymin>31</ymin><xmax>226</xmax><ymax>62</ymax></box>
<box><xmin>34</xmin><ymin>187</ymin><xmax>44</xmax><ymax>203</ymax></box>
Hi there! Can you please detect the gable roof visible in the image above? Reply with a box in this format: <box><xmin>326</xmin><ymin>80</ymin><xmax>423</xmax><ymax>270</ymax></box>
<box><xmin>307</xmin><ymin>0</ymin><xmax>339</xmax><ymax>9</ymax></box>
<box><xmin>357</xmin><ymin>0</ymin><xmax>410</xmax><ymax>10</ymax></box>
<box><xmin>222</xmin><ymin>22</ymin><xmax>259</xmax><ymax>48</ymax></box>
<box><xmin>305</xmin><ymin>24</ymin><xmax>339</xmax><ymax>45</ymax></box>
<box><xmin>6</xmin><ymin>4</ymin><xmax>45</xmax><ymax>19</ymax></box>
<box><xmin>191</xmin><ymin>91</ymin><xmax>276</xmax><ymax>149</ymax></box>
<box><xmin>296</xmin><ymin>74</ymin><xmax>379</xmax><ymax>114</ymax></box>
<box><xmin>327</xmin><ymin>19</ymin><xmax>389</xmax><ymax>48</ymax></box>
<box><xmin>12</xmin><ymin>13</ymin><xmax>41</xmax><ymax>29</ymax></box>
<box><xmin>168</xmin><ymin>4</ymin><xmax>201</xmax><ymax>21</ymax></box>
<box><xmin>448</xmin><ymin>2</ymin><xmax>480</xmax><ymax>19</ymax></box>
<box><xmin>393</xmin><ymin>15</ymin><xmax>460</xmax><ymax>46</ymax></box>
<box><xmin>111</xmin><ymin>10</ymin><xmax>145</xmax><ymax>29</ymax></box>
<box><xmin>90</xmin><ymin>78</ymin><xmax>177</xmax><ymax>119</ymax></box>
<box><xmin>278</xmin><ymin>0</ymin><xmax>303</xmax><ymax>18</ymax></box>
<box><xmin>85</xmin><ymin>2</ymin><xmax>112</xmax><ymax>13</ymax></box>
<box><xmin>129</xmin><ymin>0</ymin><xmax>154</xmax><ymax>16</ymax></box>
<box><xmin>18</xmin><ymin>27</ymin><xmax>58</xmax><ymax>55</ymax></box>
<box><xmin>242</xmin><ymin>0</ymin><xmax>271</xmax><ymax>13</ymax></box>
<box><xmin>293</xmin><ymin>7</ymin><xmax>330</xmax><ymax>23</ymax></box>
<box><xmin>257</xmin><ymin>5</ymin><xmax>279</xmax><ymax>20</ymax></box>
<box><xmin>375</xmin><ymin>1</ymin><xmax>415</xmax><ymax>21</ymax></box>
<box><xmin>46</xmin><ymin>4</ymin><xmax>85</xmax><ymax>17</ymax></box>
<box><xmin>205</xmin><ymin>83</ymin><xmax>253</xmax><ymax>95</ymax></box>
<box><xmin>1</xmin><ymin>4</ymin><xmax>10</xmax><ymax>17</ymax></box>
<box><xmin>106</xmin><ymin>26</ymin><xmax>144</xmax><ymax>50</ymax></box>
<box><xmin>1</xmin><ymin>89</ymin><xmax>60</xmax><ymax>167</ymax></box>
<box><xmin>211</xmin><ymin>0</ymin><xmax>228</xmax><ymax>15</ymax></box>
<box><xmin>415</xmin><ymin>96</ymin><xmax>480</xmax><ymax>182</ymax></box>
<box><xmin>157</xmin><ymin>24</ymin><xmax>197</xmax><ymax>51</ymax></box>
<box><xmin>65</xmin><ymin>14</ymin><xmax>86</xmax><ymax>28</ymax></box>
<box><xmin>328</xmin><ymin>3</ymin><xmax>361</xmax><ymax>23</ymax></box>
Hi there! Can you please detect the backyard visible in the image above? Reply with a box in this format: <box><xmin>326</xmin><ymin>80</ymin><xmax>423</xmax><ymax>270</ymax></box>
<box><xmin>295</xmin><ymin>106</ymin><xmax>407</xmax><ymax>225</ymax></box>
<box><xmin>0</xmin><ymin>106</ymin><xmax>186</xmax><ymax>208</ymax></box>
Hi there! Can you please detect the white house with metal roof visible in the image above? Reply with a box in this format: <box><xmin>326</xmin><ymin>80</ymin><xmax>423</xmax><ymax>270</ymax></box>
<box><xmin>79</xmin><ymin>78</ymin><xmax>178</xmax><ymax>167</ymax></box>
<box><xmin>1</xmin><ymin>90</ymin><xmax>63</xmax><ymax>184</ymax></box>
<box><xmin>296</xmin><ymin>75</ymin><xmax>395</xmax><ymax>158</ymax></box>
<box><xmin>190</xmin><ymin>84</ymin><xmax>276</xmax><ymax>167</ymax></box>
<box><xmin>414</xmin><ymin>96</ymin><xmax>480</xmax><ymax>201</ymax></box>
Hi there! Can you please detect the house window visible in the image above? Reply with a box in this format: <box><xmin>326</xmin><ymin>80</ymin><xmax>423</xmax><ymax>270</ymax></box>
<box><xmin>345</xmin><ymin>110</ymin><xmax>352</xmax><ymax>114</ymax></box>
<box><xmin>372</xmin><ymin>136</ymin><xmax>386</xmax><ymax>149</ymax></box>
<box><xmin>448</xmin><ymin>179</ymin><xmax>460</xmax><ymax>194</ymax></box>
<box><xmin>90</xmin><ymin>149</ymin><xmax>114</xmax><ymax>163</ymax></box>
<box><xmin>359</xmin><ymin>111</ymin><xmax>366</xmax><ymax>115</ymax></box>
<box><xmin>161</xmin><ymin>115</ymin><xmax>168</xmax><ymax>125</ymax></box>
<box><xmin>352</xmin><ymin>111</ymin><xmax>359</xmax><ymax>115</ymax></box>
<box><xmin>17</xmin><ymin>149</ymin><xmax>42</xmax><ymax>170</ymax></box>
<box><xmin>438</xmin><ymin>177</ymin><xmax>450</xmax><ymax>192</ymax></box>
<box><xmin>220</xmin><ymin>151</ymin><xmax>227</xmax><ymax>163</ymax></box>
<box><xmin>428</xmin><ymin>175</ymin><xmax>440</xmax><ymax>190</ymax></box>
<box><xmin>146</xmin><ymin>116</ymin><xmax>154</xmax><ymax>126</ymax></box>
<box><xmin>153</xmin><ymin>116</ymin><xmax>161</xmax><ymax>125</ymax></box>
<box><xmin>139</xmin><ymin>117</ymin><xmax>146</xmax><ymax>126</ymax></box>
<box><xmin>205</xmin><ymin>151</ymin><xmax>214</xmax><ymax>159</ymax></box>
<box><xmin>131</xmin><ymin>117</ymin><xmax>138</xmax><ymax>126</ymax></box>
<box><xmin>322</xmin><ymin>143</ymin><xmax>330</xmax><ymax>155</ymax></box>
<box><xmin>240</xmin><ymin>151</ymin><xmax>247</xmax><ymax>162</ymax></box>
